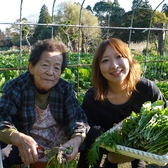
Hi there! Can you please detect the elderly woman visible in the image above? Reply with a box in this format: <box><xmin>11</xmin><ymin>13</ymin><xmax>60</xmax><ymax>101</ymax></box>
<box><xmin>0</xmin><ymin>39</ymin><xmax>89</xmax><ymax>168</ymax></box>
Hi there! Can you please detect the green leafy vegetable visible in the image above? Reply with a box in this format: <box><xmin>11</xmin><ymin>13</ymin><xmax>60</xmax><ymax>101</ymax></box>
<box><xmin>87</xmin><ymin>100</ymin><xmax>168</xmax><ymax>165</ymax></box>
<box><xmin>46</xmin><ymin>145</ymin><xmax>77</xmax><ymax>168</ymax></box>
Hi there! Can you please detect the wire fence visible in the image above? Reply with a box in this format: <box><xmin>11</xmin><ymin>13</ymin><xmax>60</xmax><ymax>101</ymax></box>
<box><xmin>0</xmin><ymin>0</ymin><xmax>168</xmax><ymax>95</ymax></box>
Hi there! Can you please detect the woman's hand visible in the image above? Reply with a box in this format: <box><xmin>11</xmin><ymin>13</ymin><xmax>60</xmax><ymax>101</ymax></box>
<box><xmin>10</xmin><ymin>131</ymin><xmax>39</xmax><ymax>165</ymax></box>
<box><xmin>62</xmin><ymin>136</ymin><xmax>81</xmax><ymax>162</ymax></box>
<box><xmin>107</xmin><ymin>152</ymin><xmax>135</xmax><ymax>163</ymax></box>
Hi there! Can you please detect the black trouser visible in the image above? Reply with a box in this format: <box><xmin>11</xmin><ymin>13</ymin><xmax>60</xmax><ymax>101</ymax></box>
<box><xmin>77</xmin><ymin>126</ymin><xmax>106</xmax><ymax>168</ymax></box>
<box><xmin>1</xmin><ymin>142</ymin><xmax>22</xmax><ymax>168</ymax></box>
<box><xmin>103</xmin><ymin>159</ymin><xmax>146</xmax><ymax>168</ymax></box>
<box><xmin>77</xmin><ymin>126</ymin><xmax>146</xmax><ymax>168</ymax></box>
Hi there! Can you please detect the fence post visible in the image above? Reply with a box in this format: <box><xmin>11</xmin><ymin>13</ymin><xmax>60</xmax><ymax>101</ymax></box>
<box><xmin>128</xmin><ymin>0</ymin><xmax>142</xmax><ymax>47</ymax></box>
<box><xmin>19</xmin><ymin>0</ymin><xmax>23</xmax><ymax>74</ymax></box>
<box><xmin>77</xmin><ymin>0</ymin><xmax>85</xmax><ymax>96</ymax></box>
<box><xmin>51</xmin><ymin>0</ymin><xmax>56</xmax><ymax>39</ymax></box>
<box><xmin>143</xmin><ymin>0</ymin><xmax>165</xmax><ymax>77</ymax></box>
<box><xmin>0</xmin><ymin>145</ymin><xmax>3</xmax><ymax>168</ymax></box>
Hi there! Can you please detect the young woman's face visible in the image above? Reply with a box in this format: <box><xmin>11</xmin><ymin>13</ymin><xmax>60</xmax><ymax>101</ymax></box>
<box><xmin>29</xmin><ymin>51</ymin><xmax>63</xmax><ymax>91</ymax></box>
<box><xmin>100</xmin><ymin>45</ymin><xmax>130</xmax><ymax>84</ymax></box>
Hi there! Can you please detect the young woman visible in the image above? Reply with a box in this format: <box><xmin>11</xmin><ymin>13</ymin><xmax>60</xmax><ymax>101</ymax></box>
<box><xmin>0</xmin><ymin>39</ymin><xmax>89</xmax><ymax>168</ymax></box>
<box><xmin>77</xmin><ymin>38</ymin><xmax>167</xmax><ymax>168</ymax></box>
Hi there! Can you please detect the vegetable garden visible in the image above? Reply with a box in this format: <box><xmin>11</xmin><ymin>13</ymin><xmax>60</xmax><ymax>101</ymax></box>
<box><xmin>0</xmin><ymin>51</ymin><xmax>168</xmax><ymax>106</ymax></box>
<box><xmin>0</xmin><ymin>0</ymin><xmax>168</xmax><ymax>106</ymax></box>
<box><xmin>1</xmin><ymin>0</ymin><xmax>168</xmax><ymax>168</ymax></box>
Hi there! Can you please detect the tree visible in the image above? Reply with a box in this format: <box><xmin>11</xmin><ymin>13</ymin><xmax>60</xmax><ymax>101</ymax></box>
<box><xmin>5</xmin><ymin>18</ymin><xmax>32</xmax><ymax>46</ymax></box>
<box><xmin>93</xmin><ymin>1</ymin><xmax>111</xmax><ymax>26</ymax></box>
<box><xmin>132</xmin><ymin>0</ymin><xmax>152</xmax><ymax>10</ymax></box>
<box><xmin>119</xmin><ymin>0</ymin><xmax>154</xmax><ymax>43</ymax></box>
<box><xmin>0</xmin><ymin>30</ymin><xmax>6</xmax><ymax>47</ymax></box>
<box><xmin>86</xmin><ymin>5</ymin><xmax>93</xmax><ymax>13</ymax></box>
<box><xmin>4</xmin><ymin>28</ymin><xmax>13</xmax><ymax>47</ymax></box>
<box><xmin>109</xmin><ymin>0</ymin><xmax>125</xmax><ymax>26</ymax></box>
<box><xmin>54</xmin><ymin>0</ymin><xmax>101</xmax><ymax>53</ymax></box>
<box><xmin>162</xmin><ymin>3</ymin><xmax>168</xmax><ymax>17</ymax></box>
<box><xmin>93</xmin><ymin>0</ymin><xmax>125</xmax><ymax>39</ymax></box>
<box><xmin>152</xmin><ymin>11</ymin><xmax>168</xmax><ymax>55</ymax></box>
<box><xmin>33</xmin><ymin>4</ymin><xmax>52</xmax><ymax>40</ymax></box>
<box><xmin>153</xmin><ymin>11</ymin><xmax>168</xmax><ymax>25</ymax></box>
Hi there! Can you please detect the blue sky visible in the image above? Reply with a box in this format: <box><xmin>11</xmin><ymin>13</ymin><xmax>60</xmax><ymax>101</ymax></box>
<box><xmin>0</xmin><ymin>0</ymin><xmax>166</xmax><ymax>31</ymax></box>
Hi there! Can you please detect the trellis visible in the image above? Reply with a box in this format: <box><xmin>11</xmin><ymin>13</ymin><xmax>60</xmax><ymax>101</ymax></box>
<box><xmin>0</xmin><ymin>2</ymin><xmax>168</xmax><ymax>168</ymax></box>
<box><xmin>0</xmin><ymin>0</ymin><xmax>167</xmax><ymax>95</ymax></box>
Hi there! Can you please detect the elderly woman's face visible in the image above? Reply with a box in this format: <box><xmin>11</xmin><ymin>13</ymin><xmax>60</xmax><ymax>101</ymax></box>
<box><xmin>29</xmin><ymin>51</ymin><xmax>63</xmax><ymax>91</ymax></box>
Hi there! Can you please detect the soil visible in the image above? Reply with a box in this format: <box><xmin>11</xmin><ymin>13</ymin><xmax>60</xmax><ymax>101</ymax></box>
<box><xmin>11</xmin><ymin>153</ymin><xmax>168</xmax><ymax>168</ymax></box>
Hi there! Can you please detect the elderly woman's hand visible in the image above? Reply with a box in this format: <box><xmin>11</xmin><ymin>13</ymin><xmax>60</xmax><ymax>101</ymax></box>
<box><xmin>10</xmin><ymin>131</ymin><xmax>39</xmax><ymax>165</ymax></box>
<box><xmin>62</xmin><ymin>136</ymin><xmax>82</xmax><ymax>162</ymax></box>
<box><xmin>107</xmin><ymin>152</ymin><xmax>135</xmax><ymax>163</ymax></box>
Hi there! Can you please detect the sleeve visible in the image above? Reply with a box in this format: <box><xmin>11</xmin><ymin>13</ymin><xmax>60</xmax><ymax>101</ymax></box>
<box><xmin>0</xmin><ymin>81</ymin><xmax>21</xmax><ymax>124</ymax></box>
<box><xmin>0</xmin><ymin>121</ymin><xmax>18</xmax><ymax>144</ymax></box>
<box><xmin>63</xmin><ymin>83</ymin><xmax>90</xmax><ymax>140</ymax></box>
<box><xmin>0</xmin><ymin>81</ymin><xmax>20</xmax><ymax>143</ymax></box>
<box><xmin>137</xmin><ymin>78</ymin><xmax>168</xmax><ymax>108</ymax></box>
<box><xmin>0</xmin><ymin>128</ymin><xmax>18</xmax><ymax>144</ymax></box>
<box><xmin>81</xmin><ymin>88</ymin><xmax>102</xmax><ymax>128</ymax></box>
<box><xmin>150</xmin><ymin>81</ymin><xmax>168</xmax><ymax>107</ymax></box>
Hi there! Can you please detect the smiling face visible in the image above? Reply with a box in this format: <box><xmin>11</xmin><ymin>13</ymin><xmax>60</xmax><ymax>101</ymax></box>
<box><xmin>29</xmin><ymin>51</ymin><xmax>63</xmax><ymax>91</ymax></box>
<box><xmin>100</xmin><ymin>45</ymin><xmax>130</xmax><ymax>85</ymax></box>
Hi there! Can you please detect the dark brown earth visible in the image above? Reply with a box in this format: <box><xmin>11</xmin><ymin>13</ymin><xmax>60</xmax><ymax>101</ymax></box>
<box><xmin>11</xmin><ymin>153</ymin><xmax>168</xmax><ymax>168</ymax></box>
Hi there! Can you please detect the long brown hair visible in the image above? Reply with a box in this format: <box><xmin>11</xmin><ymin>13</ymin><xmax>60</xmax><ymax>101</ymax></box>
<box><xmin>91</xmin><ymin>38</ymin><xmax>142</xmax><ymax>101</ymax></box>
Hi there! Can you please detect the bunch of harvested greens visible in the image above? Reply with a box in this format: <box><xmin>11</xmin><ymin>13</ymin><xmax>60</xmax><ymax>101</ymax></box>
<box><xmin>38</xmin><ymin>145</ymin><xmax>77</xmax><ymax>168</ymax></box>
<box><xmin>87</xmin><ymin>100</ymin><xmax>168</xmax><ymax>165</ymax></box>
<box><xmin>46</xmin><ymin>145</ymin><xmax>76</xmax><ymax>168</ymax></box>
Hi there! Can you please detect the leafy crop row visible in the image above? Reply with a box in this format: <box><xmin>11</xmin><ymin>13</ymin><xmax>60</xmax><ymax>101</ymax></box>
<box><xmin>0</xmin><ymin>53</ymin><xmax>168</xmax><ymax>105</ymax></box>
